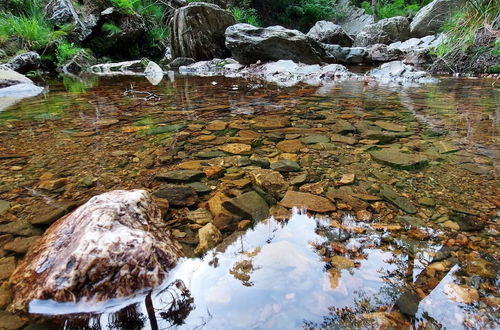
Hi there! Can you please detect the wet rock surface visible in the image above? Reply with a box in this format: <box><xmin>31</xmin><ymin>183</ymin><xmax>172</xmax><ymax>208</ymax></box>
<box><xmin>8</xmin><ymin>190</ymin><xmax>183</xmax><ymax>311</ymax></box>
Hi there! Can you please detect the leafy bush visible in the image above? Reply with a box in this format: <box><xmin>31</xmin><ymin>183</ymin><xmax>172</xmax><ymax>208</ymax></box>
<box><xmin>55</xmin><ymin>40</ymin><xmax>82</xmax><ymax>65</ymax></box>
<box><xmin>356</xmin><ymin>0</ymin><xmax>431</xmax><ymax>19</ymax></box>
<box><xmin>266</xmin><ymin>0</ymin><xmax>344</xmax><ymax>31</ymax></box>
<box><xmin>110</xmin><ymin>0</ymin><xmax>141</xmax><ymax>14</ymax></box>
<box><xmin>230</xmin><ymin>0</ymin><xmax>261</xmax><ymax>26</ymax></box>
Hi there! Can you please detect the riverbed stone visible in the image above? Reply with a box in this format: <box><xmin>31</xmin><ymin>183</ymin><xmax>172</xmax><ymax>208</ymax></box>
<box><xmin>186</xmin><ymin>208</ymin><xmax>213</xmax><ymax>225</ymax></box>
<box><xmin>153</xmin><ymin>185</ymin><xmax>198</xmax><ymax>206</ymax></box>
<box><xmin>370</xmin><ymin>149</ymin><xmax>428</xmax><ymax>170</ymax></box>
<box><xmin>374</xmin><ymin>120</ymin><xmax>407</xmax><ymax>132</ymax></box>
<box><xmin>194</xmin><ymin>223</ymin><xmax>223</xmax><ymax>255</ymax></box>
<box><xmin>222</xmin><ymin>191</ymin><xmax>269</xmax><ymax>221</ymax></box>
<box><xmin>435</xmin><ymin>141</ymin><xmax>459</xmax><ymax>154</ymax></box>
<box><xmin>0</xmin><ymin>311</ymin><xmax>27</xmax><ymax>330</ymax></box>
<box><xmin>253</xmin><ymin>116</ymin><xmax>289</xmax><ymax>129</ymax></box>
<box><xmin>0</xmin><ymin>220</ymin><xmax>42</xmax><ymax>237</ymax></box>
<box><xmin>0</xmin><ymin>200</ymin><xmax>10</xmax><ymax>215</ymax></box>
<box><xmin>301</xmin><ymin>135</ymin><xmax>330</xmax><ymax>145</ymax></box>
<box><xmin>3</xmin><ymin>236</ymin><xmax>40</xmax><ymax>254</ymax></box>
<box><xmin>379</xmin><ymin>184</ymin><xmax>417</xmax><ymax>214</ymax></box>
<box><xmin>249</xmin><ymin>169</ymin><xmax>289</xmax><ymax>198</ymax></box>
<box><xmin>270</xmin><ymin>159</ymin><xmax>301</xmax><ymax>172</ymax></box>
<box><xmin>219</xmin><ymin>143</ymin><xmax>252</xmax><ymax>155</ymax></box>
<box><xmin>0</xmin><ymin>256</ymin><xmax>16</xmax><ymax>281</ymax></box>
<box><xmin>8</xmin><ymin>190</ymin><xmax>183</xmax><ymax>312</ymax></box>
<box><xmin>280</xmin><ymin>191</ymin><xmax>336</xmax><ymax>213</ymax></box>
<box><xmin>465</xmin><ymin>257</ymin><xmax>496</xmax><ymax>278</ymax></box>
<box><xmin>155</xmin><ymin>170</ymin><xmax>204</xmax><ymax>182</ymax></box>
<box><xmin>276</xmin><ymin>139</ymin><xmax>304</xmax><ymax>153</ymax></box>
<box><xmin>29</xmin><ymin>201</ymin><xmax>80</xmax><ymax>225</ymax></box>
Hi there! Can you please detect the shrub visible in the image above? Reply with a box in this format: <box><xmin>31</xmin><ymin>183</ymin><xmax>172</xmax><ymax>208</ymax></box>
<box><xmin>230</xmin><ymin>0</ymin><xmax>261</xmax><ymax>26</ymax></box>
<box><xmin>55</xmin><ymin>40</ymin><xmax>82</xmax><ymax>65</ymax></box>
<box><xmin>356</xmin><ymin>0</ymin><xmax>432</xmax><ymax>19</ymax></box>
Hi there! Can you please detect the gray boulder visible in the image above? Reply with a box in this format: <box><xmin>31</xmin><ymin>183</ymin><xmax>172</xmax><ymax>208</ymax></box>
<box><xmin>171</xmin><ymin>2</ymin><xmax>235</xmax><ymax>60</ymax></box>
<box><xmin>8</xmin><ymin>190</ymin><xmax>183</xmax><ymax>312</ymax></box>
<box><xmin>168</xmin><ymin>57</ymin><xmax>196</xmax><ymax>69</ymax></box>
<box><xmin>323</xmin><ymin>44</ymin><xmax>368</xmax><ymax>64</ymax></box>
<box><xmin>410</xmin><ymin>0</ymin><xmax>467</xmax><ymax>37</ymax></box>
<box><xmin>60</xmin><ymin>49</ymin><xmax>97</xmax><ymax>74</ymax></box>
<box><xmin>368</xmin><ymin>44</ymin><xmax>403</xmax><ymax>62</ymax></box>
<box><xmin>306</xmin><ymin>21</ymin><xmax>353</xmax><ymax>47</ymax></box>
<box><xmin>354</xmin><ymin>16</ymin><xmax>410</xmax><ymax>47</ymax></box>
<box><xmin>225</xmin><ymin>24</ymin><xmax>326</xmax><ymax>65</ymax></box>
<box><xmin>335</xmin><ymin>0</ymin><xmax>375</xmax><ymax>35</ymax></box>
<box><xmin>44</xmin><ymin>0</ymin><xmax>97</xmax><ymax>41</ymax></box>
<box><xmin>6</xmin><ymin>52</ymin><xmax>40</xmax><ymax>74</ymax></box>
<box><xmin>368</xmin><ymin>60</ymin><xmax>438</xmax><ymax>84</ymax></box>
<box><xmin>0</xmin><ymin>66</ymin><xmax>43</xmax><ymax>111</ymax></box>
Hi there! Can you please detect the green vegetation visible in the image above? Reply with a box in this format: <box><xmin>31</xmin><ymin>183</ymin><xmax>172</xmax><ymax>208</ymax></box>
<box><xmin>102</xmin><ymin>23</ymin><xmax>122</xmax><ymax>37</ymax></box>
<box><xmin>430</xmin><ymin>0</ymin><xmax>499</xmax><ymax>73</ymax></box>
<box><xmin>0</xmin><ymin>0</ymin><xmax>59</xmax><ymax>50</ymax></box>
<box><xmin>55</xmin><ymin>41</ymin><xmax>82</xmax><ymax>66</ymax></box>
<box><xmin>355</xmin><ymin>0</ymin><xmax>432</xmax><ymax>19</ymax></box>
<box><xmin>270</xmin><ymin>0</ymin><xmax>344</xmax><ymax>30</ymax></box>
<box><xmin>230</xmin><ymin>1</ymin><xmax>261</xmax><ymax>26</ymax></box>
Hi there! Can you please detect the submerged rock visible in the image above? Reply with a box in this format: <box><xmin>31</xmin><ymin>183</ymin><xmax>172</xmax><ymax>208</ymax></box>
<box><xmin>280</xmin><ymin>191</ymin><xmax>336</xmax><ymax>213</ymax></box>
<box><xmin>370</xmin><ymin>149</ymin><xmax>428</xmax><ymax>169</ymax></box>
<box><xmin>222</xmin><ymin>191</ymin><xmax>269</xmax><ymax>221</ymax></box>
<box><xmin>9</xmin><ymin>190</ymin><xmax>183</xmax><ymax>311</ymax></box>
<box><xmin>225</xmin><ymin>24</ymin><xmax>326</xmax><ymax>65</ymax></box>
<box><xmin>379</xmin><ymin>184</ymin><xmax>417</xmax><ymax>214</ymax></box>
<box><xmin>368</xmin><ymin>61</ymin><xmax>438</xmax><ymax>84</ymax></box>
<box><xmin>0</xmin><ymin>66</ymin><xmax>44</xmax><ymax>111</ymax></box>
<box><xmin>171</xmin><ymin>2</ymin><xmax>235</xmax><ymax>60</ymax></box>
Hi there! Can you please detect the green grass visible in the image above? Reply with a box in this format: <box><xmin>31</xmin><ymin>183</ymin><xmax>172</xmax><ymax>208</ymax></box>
<box><xmin>358</xmin><ymin>0</ymin><xmax>431</xmax><ymax>19</ymax></box>
<box><xmin>55</xmin><ymin>40</ymin><xmax>82</xmax><ymax>66</ymax></box>
<box><xmin>431</xmin><ymin>0</ymin><xmax>500</xmax><ymax>58</ymax></box>
<box><xmin>231</xmin><ymin>7</ymin><xmax>261</xmax><ymax>26</ymax></box>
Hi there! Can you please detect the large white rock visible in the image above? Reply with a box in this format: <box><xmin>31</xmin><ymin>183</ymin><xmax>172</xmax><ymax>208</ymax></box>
<box><xmin>9</xmin><ymin>190</ymin><xmax>183</xmax><ymax>311</ymax></box>
<box><xmin>410</xmin><ymin>0</ymin><xmax>467</xmax><ymax>37</ymax></box>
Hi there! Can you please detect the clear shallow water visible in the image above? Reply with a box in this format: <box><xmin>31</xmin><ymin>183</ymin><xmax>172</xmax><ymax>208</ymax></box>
<box><xmin>0</xmin><ymin>73</ymin><xmax>499</xmax><ymax>329</ymax></box>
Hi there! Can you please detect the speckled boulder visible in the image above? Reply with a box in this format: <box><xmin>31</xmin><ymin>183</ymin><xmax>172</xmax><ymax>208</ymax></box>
<box><xmin>9</xmin><ymin>190</ymin><xmax>183</xmax><ymax>311</ymax></box>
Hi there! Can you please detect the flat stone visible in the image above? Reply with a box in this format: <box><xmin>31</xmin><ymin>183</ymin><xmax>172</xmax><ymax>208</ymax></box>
<box><xmin>301</xmin><ymin>135</ymin><xmax>330</xmax><ymax>145</ymax></box>
<box><xmin>153</xmin><ymin>185</ymin><xmax>198</xmax><ymax>206</ymax></box>
<box><xmin>219</xmin><ymin>143</ymin><xmax>252</xmax><ymax>155</ymax></box>
<box><xmin>0</xmin><ymin>282</ymin><xmax>12</xmax><ymax>309</ymax></box>
<box><xmin>249</xmin><ymin>169</ymin><xmax>289</xmax><ymax>197</ymax></box>
<box><xmin>3</xmin><ymin>236</ymin><xmax>40</xmax><ymax>254</ymax></box>
<box><xmin>330</xmin><ymin>134</ymin><xmax>357</xmax><ymax>145</ymax></box>
<box><xmin>0</xmin><ymin>311</ymin><xmax>27</xmax><ymax>330</ymax></box>
<box><xmin>435</xmin><ymin>141</ymin><xmax>459</xmax><ymax>154</ymax></box>
<box><xmin>0</xmin><ymin>220</ymin><xmax>42</xmax><ymax>237</ymax></box>
<box><xmin>186</xmin><ymin>182</ymin><xmax>212</xmax><ymax>193</ymax></box>
<box><xmin>276</xmin><ymin>139</ymin><xmax>304</xmax><ymax>153</ymax></box>
<box><xmin>331</xmin><ymin>255</ymin><xmax>355</xmax><ymax>269</ymax></box>
<box><xmin>450</xmin><ymin>212</ymin><xmax>485</xmax><ymax>231</ymax></box>
<box><xmin>396</xmin><ymin>291</ymin><xmax>420</xmax><ymax>317</ymax></box>
<box><xmin>444</xmin><ymin>284</ymin><xmax>479</xmax><ymax>304</ymax></box>
<box><xmin>222</xmin><ymin>191</ymin><xmax>269</xmax><ymax>221</ymax></box>
<box><xmin>155</xmin><ymin>170</ymin><xmax>204</xmax><ymax>182</ymax></box>
<box><xmin>370</xmin><ymin>149</ymin><xmax>428</xmax><ymax>170</ymax></box>
<box><xmin>339</xmin><ymin>173</ymin><xmax>355</xmax><ymax>185</ymax></box>
<box><xmin>38</xmin><ymin>178</ymin><xmax>68</xmax><ymax>191</ymax></box>
<box><xmin>208</xmin><ymin>192</ymin><xmax>231</xmax><ymax>217</ymax></box>
<box><xmin>380</xmin><ymin>184</ymin><xmax>417</xmax><ymax>214</ymax></box>
<box><xmin>186</xmin><ymin>208</ymin><xmax>213</xmax><ymax>225</ymax></box>
<box><xmin>325</xmin><ymin>188</ymin><xmax>368</xmax><ymax>211</ymax></box>
<box><xmin>374</xmin><ymin>120</ymin><xmax>407</xmax><ymax>132</ymax></box>
<box><xmin>280</xmin><ymin>191</ymin><xmax>336</xmax><ymax>213</ymax></box>
<box><xmin>461</xmin><ymin>163</ymin><xmax>491</xmax><ymax>175</ymax></box>
<box><xmin>253</xmin><ymin>116</ymin><xmax>289</xmax><ymax>129</ymax></box>
<box><xmin>194</xmin><ymin>223</ymin><xmax>222</xmax><ymax>255</ymax></box>
<box><xmin>418</xmin><ymin>197</ymin><xmax>435</xmax><ymax>207</ymax></box>
<box><xmin>270</xmin><ymin>159</ymin><xmax>301</xmax><ymax>172</ymax></box>
<box><xmin>195</xmin><ymin>151</ymin><xmax>228</xmax><ymax>159</ymax></box>
<box><xmin>206</xmin><ymin>121</ymin><xmax>228</xmax><ymax>131</ymax></box>
<box><xmin>0</xmin><ymin>256</ymin><xmax>16</xmax><ymax>280</ymax></box>
<box><xmin>30</xmin><ymin>201</ymin><xmax>80</xmax><ymax>225</ymax></box>
<box><xmin>331</xmin><ymin>120</ymin><xmax>356</xmax><ymax>134</ymax></box>
<box><xmin>0</xmin><ymin>200</ymin><xmax>10</xmax><ymax>215</ymax></box>
<box><xmin>465</xmin><ymin>257</ymin><xmax>496</xmax><ymax>278</ymax></box>
<box><xmin>395</xmin><ymin>216</ymin><xmax>424</xmax><ymax>228</ymax></box>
